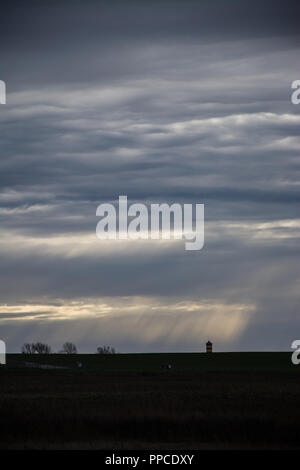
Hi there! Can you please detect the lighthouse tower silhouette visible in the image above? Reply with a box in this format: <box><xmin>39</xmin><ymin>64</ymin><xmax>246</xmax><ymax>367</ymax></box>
<box><xmin>206</xmin><ymin>341</ymin><xmax>212</xmax><ymax>353</ymax></box>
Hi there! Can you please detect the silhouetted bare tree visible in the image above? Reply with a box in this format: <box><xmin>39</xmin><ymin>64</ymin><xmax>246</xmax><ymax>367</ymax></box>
<box><xmin>21</xmin><ymin>343</ymin><xmax>36</xmax><ymax>354</ymax></box>
<box><xmin>34</xmin><ymin>342</ymin><xmax>52</xmax><ymax>354</ymax></box>
<box><xmin>21</xmin><ymin>342</ymin><xmax>52</xmax><ymax>354</ymax></box>
<box><xmin>96</xmin><ymin>345</ymin><xmax>117</xmax><ymax>354</ymax></box>
<box><xmin>61</xmin><ymin>342</ymin><xmax>77</xmax><ymax>354</ymax></box>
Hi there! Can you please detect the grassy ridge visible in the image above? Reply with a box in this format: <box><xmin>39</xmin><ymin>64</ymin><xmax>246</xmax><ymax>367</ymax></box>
<box><xmin>6</xmin><ymin>351</ymin><xmax>295</xmax><ymax>371</ymax></box>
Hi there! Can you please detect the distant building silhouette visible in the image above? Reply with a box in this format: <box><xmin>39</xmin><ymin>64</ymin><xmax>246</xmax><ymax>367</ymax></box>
<box><xmin>206</xmin><ymin>341</ymin><xmax>212</xmax><ymax>353</ymax></box>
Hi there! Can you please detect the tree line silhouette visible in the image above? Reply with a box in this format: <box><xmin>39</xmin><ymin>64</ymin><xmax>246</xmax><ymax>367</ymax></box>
<box><xmin>21</xmin><ymin>342</ymin><xmax>117</xmax><ymax>354</ymax></box>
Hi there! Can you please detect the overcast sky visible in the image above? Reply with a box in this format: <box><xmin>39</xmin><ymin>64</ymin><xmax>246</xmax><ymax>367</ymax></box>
<box><xmin>0</xmin><ymin>0</ymin><xmax>300</xmax><ymax>352</ymax></box>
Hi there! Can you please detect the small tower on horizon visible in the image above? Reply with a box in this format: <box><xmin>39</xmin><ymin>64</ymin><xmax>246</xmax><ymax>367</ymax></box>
<box><xmin>206</xmin><ymin>341</ymin><xmax>212</xmax><ymax>353</ymax></box>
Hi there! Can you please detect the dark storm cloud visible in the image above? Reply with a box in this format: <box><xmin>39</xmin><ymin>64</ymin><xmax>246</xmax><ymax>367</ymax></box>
<box><xmin>1</xmin><ymin>0</ymin><xmax>300</xmax><ymax>89</ymax></box>
<box><xmin>0</xmin><ymin>0</ymin><xmax>300</xmax><ymax>351</ymax></box>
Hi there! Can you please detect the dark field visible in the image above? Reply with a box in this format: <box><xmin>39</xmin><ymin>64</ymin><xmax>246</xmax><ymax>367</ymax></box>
<box><xmin>1</xmin><ymin>352</ymin><xmax>300</xmax><ymax>449</ymax></box>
